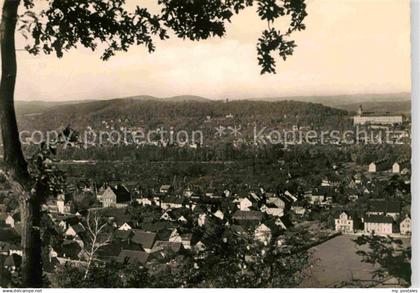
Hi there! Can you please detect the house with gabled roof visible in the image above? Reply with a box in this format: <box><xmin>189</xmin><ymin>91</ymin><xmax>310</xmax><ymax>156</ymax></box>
<box><xmin>213</xmin><ymin>210</ymin><xmax>224</xmax><ymax>220</ymax></box>
<box><xmin>161</xmin><ymin>196</ymin><xmax>184</xmax><ymax>210</ymax></box>
<box><xmin>102</xmin><ymin>185</ymin><xmax>131</xmax><ymax>208</ymax></box>
<box><xmin>284</xmin><ymin>190</ymin><xmax>297</xmax><ymax>202</ymax></box>
<box><xmin>151</xmin><ymin>241</ymin><xmax>182</xmax><ymax>253</ymax></box>
<box><xmin>260</xmin><ymin>203</ymin><xmax>284</xmax><ymax>217</ymax></box>
<box><xmin>363</xmin><ymin>214</ymin><xmax>393</xmax><ymax>235</ymax></box>
<box><xmin>367</xmin><ymin>199</ymin><xmax>401</xmax><ymax>220</ymax></box>
<box><xmin>116</xmin><ymin>250</ymin><xmax>149</xmax><ymax>265</ymax></box>
<box><xmin>3</xmin><ymin>254</ymin><xmax>21</xmax><ymax>273</ymax></box>
<box><xmin>183</xmin><ymin>187</ymin><xmax>194</xmax><ymax>198</ymax></box>
<box><xmin>232</xmin><ymin>210</ymin><xmax>262</xmax><ymax>226</ymax></box>
<box><xmin>392</xmin><ymin>160</ymin><xmax>410</xmax><ymax>174</ymax></box>
<box><xmin>161</xmin><ymin>211</ymin><xmax>176</xmax><ymax>222</ymax></box>
<box><xmin>65</xmin><ymin>223</ymin><xmax>85</xmax><ymax>238</ymax></box>
<box><xmin>180</xmin><ymin>233</ymin><xmax>192</xmax><ymax>249</ymax></box>
<box><xmin>178</xmin><ymin>215</ymin><xmax>188</xmax><ymax>224</ymax></box>
<box><xmin>136</xmin><ymin>195</ymin><xmax>154</xmax><ymax>207</ymax></box>
<box><xmin>237</xmin><ymin>197</ymin><xmax>253</xmax><ymax>211</ymax></box>
<box><xmin>304</xmin><ymin>189</ymin><xmax>326</xmax><ymax>205</ymax></box>
<box><xmin>197</xmin><ymin>212</ymin><xmax>207</xmax><ymax>227</ymax></box>
<box><xmin>5</xmin><ymin>214</ymin><xmax>15</xmax><ymax>228</ymax></box>
<box><xmin>168</xmin><ymin>228</ymin><xmax>182</xmax><ymax>242</ymax></box>
<box><xmin>254</xmin><ymin>224</ymin><xmax>272</xmax><ymax>244</ymax></box>
<box><xmin>130</xmin><ymin>229</ymin><xmax>156</xmax><ymax>252</ymax></box>
<box><xmin>60</xmin><ymin>240</ymin><xmax>84</xmax><ymax>260</ymax></box>
<box><xmin>118</xmin><ymin>222</ymin><xmax>132</xmax><ymax>231</ymax></box>
<box><xmin>266</xmin><ymin>196</ymin><xmax>285</xmax><ymax>209</ymax></box>
<box><xmin>114</xmin><ymin>230</ymin><xmax>133</xmax><ymax>242</ymax></box>
<box><xmin>159</xmin><ymin>185</ymin><xmax>172</xmax><ymax>194</ymax></box>
<box><xmin>275</xmin><ymin>217</ymin><xmax>287</xmax><ymax>230</ymax></box>
<box><xmin>193</xmin><ymin>241</ymin><xmax>206</xmax><ymax>253</ymax></box>
<box><xmin>291</xmin><ymin>205</ymin><xmax>306</xmax><ymax>217</ymax></box>
<box><xmin>400</xmin><ymin>215</ymin><xmax>411</xmax><ymax>235</ymax></box>
<box><xmin>335</xmin><ymin>212</ymin><xmax>354</xmax><ymax>233</ymax></box>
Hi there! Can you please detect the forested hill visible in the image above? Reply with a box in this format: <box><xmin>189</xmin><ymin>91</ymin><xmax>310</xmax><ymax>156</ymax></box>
<box><xmin>16</xmin><ymin>98</ymin><xmax>350</xmax><ymax>132</ymax></box>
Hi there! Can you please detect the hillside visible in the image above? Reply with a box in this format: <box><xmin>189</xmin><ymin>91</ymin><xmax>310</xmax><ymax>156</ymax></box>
<box><xmin>258</xmin><ymin>93</ymin><xmax>411</xmax><ymax>109</ymax></box>
<box><xmin>15</xmin><ymin>95</ymin><xmax>210</xmax><ymax>116</ymax></box>
<box><xmin>15</xmin><ymin>92</ymin><xmax>409</xmax><ymax>116</ymax></box>
<box><xmin>334</xmin><ymin>101</ymin><xmax>411</xmax><ymax>115</ymax></box>
<box><xmin>16</xmin><ymin>98</ymin><xmax>349</xmax><ymax>134</ymax></box>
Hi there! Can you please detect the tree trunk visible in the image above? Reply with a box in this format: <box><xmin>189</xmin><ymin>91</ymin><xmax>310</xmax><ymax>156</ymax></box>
<box><xmin>0</xmin><ymin>0</ymin><xmax>43</xmax><ymax>287</ymax></box>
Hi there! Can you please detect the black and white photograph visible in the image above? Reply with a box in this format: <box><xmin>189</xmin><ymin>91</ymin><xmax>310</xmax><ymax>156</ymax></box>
<box><xmin>0</xmin><ymin>0</ymin><xmax>416</xmax><ymax>290</ymax></box>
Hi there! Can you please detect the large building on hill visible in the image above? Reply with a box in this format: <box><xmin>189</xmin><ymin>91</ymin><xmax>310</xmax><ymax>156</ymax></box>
<box><xmin>353</xmin><ymin>105</ymin><xmax>403</xmax><ymax>125</ymax></box>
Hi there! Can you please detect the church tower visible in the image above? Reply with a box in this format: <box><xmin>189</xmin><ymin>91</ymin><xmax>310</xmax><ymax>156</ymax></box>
<box><xmin>357</xmin><ymin>105</ymin><xmax>363</xmax><ymax>116</ymax></box>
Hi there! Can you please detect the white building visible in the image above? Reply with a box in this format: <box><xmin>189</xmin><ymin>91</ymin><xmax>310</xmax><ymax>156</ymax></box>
<box><xmin>159</xmin><ymin>185</ymin><xmax>171</xmax><ymax>194</ymax></box>
<box><xmin>368</xmin><ymin>162</ymin><xmax>376</xmax><ymax>173</ymax></box>
<box><xmin>56</xmin><ymin>194</ymin><xmax>70</xmax><ymax>214</ymax></box>
<box><xmin>353</xmin><ymin>105</ymin><xmax>403</xmax><ymax>126</ymax></box>
<box><xmin>213</xmin><ymin>210</ymin><xmax>224</xmax><ymax>220</ymax></box>
<box><xmin>198</xmin><ymin>213</ymin><xmax>206</xmax><ymax>227</ymax></box>
<box><xmin>254</xmin><ymin>224</ymin><xmax>272</xmax><ymax>245</ymax></box>
<box><xmin>393</xmin><ymin>162</ymin><xmax>401</xmax><ymax>174</ymax></box>
<box><xmin>237</xmin><ymin>197</ymin><xmax>253</xmax><ymax>211</ymax></box>
<box><xmin>261</xmin><ymin>204</ymin><xmax>284</xmax><ymax>217</ymax></box>
<box><xmin>335</xmin><ymin>212</ymin><xmax>353</xmax><ymax>233</ymax></box>
<box><xmin>400</xmin><ymin>216</ymin><xmax>411</xmax><ymax>235</ymax></box>
<box><xmin>102</xmin><ymin>187</ymin><xmax>117</xmax><ymax>208</ymax></box>
<box><xmin>136</xmin><ymin>197</ymin><xmax>153</xmax><ymax>206</ymax></box>
<box><xmin>118</xmin><ymin>223</ymin><xmax>132</xmax><ymax>231</ymax></box>
<box><xmin>364</xmin><ymin>215</ymin><xmax>393</xmax><ymax>235</ymax></box>
<box><xmin>266</xmin><ymin>196</ymin><xmax>285</xmax><ymax>209</ymax></box>
<box><xmin>5</xmin><ymin>215</ymin><xmax>15</xmax><ymax>228</ymax></box>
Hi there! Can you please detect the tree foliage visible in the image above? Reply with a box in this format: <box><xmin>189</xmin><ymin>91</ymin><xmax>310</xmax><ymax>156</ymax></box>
<box><xmin>353</xmin><ymin>235</ymin><xmax>411</xmax><ymax>286</ymax></box>
<box><xmin>20</xmin><ymin>0</ymin><xmax>307</xmax><ymax>73</ymax></box>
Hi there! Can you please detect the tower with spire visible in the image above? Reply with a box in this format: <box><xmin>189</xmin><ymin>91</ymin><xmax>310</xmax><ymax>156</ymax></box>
<box><xmin>357</xmin><ymin>105</ymin><xmax>363</xmax><ymax>116</ymax></box>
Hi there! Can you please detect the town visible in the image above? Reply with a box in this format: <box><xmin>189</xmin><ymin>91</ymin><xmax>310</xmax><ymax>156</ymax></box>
<box><xmin>0</xmin><ymin>101</ymin><xmax>412</xmax><ymax>287</ymax></box>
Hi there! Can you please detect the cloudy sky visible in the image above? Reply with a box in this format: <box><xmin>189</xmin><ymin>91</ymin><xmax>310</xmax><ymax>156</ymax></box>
<box><xmin>15</xmin><ymin>0</ymin><xmax>410</xmax><ymax>101</ymax></box>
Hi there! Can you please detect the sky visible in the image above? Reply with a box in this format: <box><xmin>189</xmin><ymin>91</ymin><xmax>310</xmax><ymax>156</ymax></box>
<box><xmin>14</xmin><ymin>0</ymin><xmax>411</xmax><ymax>101</ymax></box>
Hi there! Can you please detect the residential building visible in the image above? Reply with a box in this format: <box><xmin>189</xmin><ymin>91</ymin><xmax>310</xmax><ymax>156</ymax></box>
<box><xmin>136</xmin><ymin>196</ymin><xmax>153</xmax><ymax>206</ymax></box>
<box><xmin>65</xmin><ymin>223</ymin><xmax>85</xmax><ymax>238</ymax></box>
<box><xmin>118</xmin><ymin>223</ymin><xmax>132</xmax><ymax>231</ymax></box>
<box><xmin>5</xmin><ymin>215</ymin><xmax>15</xmax><ymax>228</ymax></box>
<box><xmin>392</xmin><ymin>160</ymin><xmax>410</xmax><ymax>174</ymax></box>
<box><xmin>400</xmin><ymin>216</ymin><xmax>411</xmax><ymax>235</ymax></box>
<box><xmin>213</xmin><ymin>210</ymin><xmax>224</xmax><ymax>220</ymax></box>
<box><xmin>254</xmin><ymin>224</ymin><xmax>272</xmax><ymax>244</ymax></box>
<box><xmin>232</xmin><ymin>210</ymin><xmax>262</xmax><ymax>226</ymax></box>
<box><xmin>261</xmin><ymin>203</ymin><xmax>284</xmax><ymax>217</ymax></box>
<box><xmin>161</xmin><ymin>196</ymin><xmax>184</xmax><ymax>210</ymax></box>
<box><xmin>197</xmin><ymin>213</ymin><xmax>206</xmax><ymax>227</ymax></box>
<box><xmin>237</xmin><ymin>197</ymin><xmax>253</xmax><ymax>211</ymax></box>
<box><xmin>102</xmin><ymin>185</ymin><xmax>131</xmax><ymax>208</ymax></box>
<box><xmin>159</xmin><ymin>185</ymin><xmax>171</xmax><ymax>194</ymax></box>
<box><xmin>291</xmin><ymin>206</ymin><xmax>306</xmax><ymax>216</ymax></box>
<box><xmin>367</xmin><ymin>199</ymin><xmax>401</xmax><ymax>220</ymax></box>
<box><xmin>131</xmin><ymin>229</ymin><xmax>156</xmax><ymax>253</ymax></box>
<box><xmin>266</xmin><ymin>196</ymin><xmax>285</xmax><ymax>209</ymax></box>
<box><xmin>363</xmin><ymin>215</ymin><xmax>393</xmax><ymax>235</ymax></box>
<box><xmin>116</xmin><ymin>250</ymin><xmax>149</xmax><ymax>265</ymax></box>
<box><xmin>335</xmin><ymin>212</ymin><xmax>354</xmax><ymax>233</ymax></box>
<box><xmin>368</xmin><ymin>162</ymin><xmax>376</xmax><ymax>173</ymax></box>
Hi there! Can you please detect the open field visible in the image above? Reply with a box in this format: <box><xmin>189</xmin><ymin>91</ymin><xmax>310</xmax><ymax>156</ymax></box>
<box><xmin>300</xmin><ymin>234</ymin><xmax>410</xmax><ymax>287</ymax></box>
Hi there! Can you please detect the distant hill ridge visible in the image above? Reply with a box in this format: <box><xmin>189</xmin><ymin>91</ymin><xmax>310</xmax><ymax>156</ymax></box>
<box><xmin>16</xmin><ymin>98</ymin><xmax>350</xmax><ymax>132</ymax></box>
<box><xmin>15</xmin><ymin>92</ymin><xmax>410</xmax><ymax>116</ymax></box>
